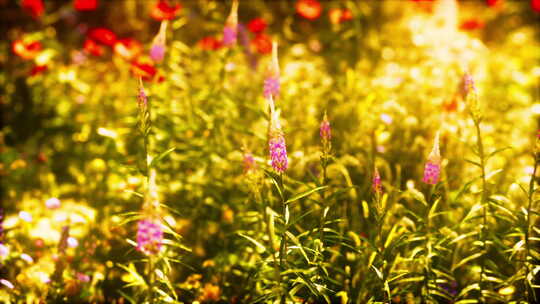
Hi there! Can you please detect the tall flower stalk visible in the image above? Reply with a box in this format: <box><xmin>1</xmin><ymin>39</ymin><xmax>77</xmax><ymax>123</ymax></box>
<box><xmin>464</xmin><ymin>73</ymin><xmax>490</xmax><ymax>300</ymax></box>
<box><xmin>135</xmin><ymin>78</ymin><xmax>163</xmax><ymax>304</ymax></box>
<box><xmin>421</xmin><ymin>132</ymin><xmax>441</xmax><ymax>303</ymax></box>
<box><xmin>268</xmin><ymin>93</ymin><xmax>289</xmax><ymax>303</ymax></box>
<box><xmin>318</xmin><ymin>112</ymin><xmax>331</xmax><ymax>258</ymax></box>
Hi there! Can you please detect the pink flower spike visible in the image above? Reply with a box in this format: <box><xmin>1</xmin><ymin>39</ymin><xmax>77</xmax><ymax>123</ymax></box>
<box><xmin>373</xmin><ymin>167</ymin><xmax>382</xmax><ymax>194</ymax></box>
<box><xmin>243</xmin><ymin>151</ymin><xmax>256</xmax><ymax>174</ymax></box>
<box><xmin>150</xmin><ymin>21</ymin><xmax>168</xmax><ymax>62</ymax></box>
<box><xmin>462</xmin><ymin>72</ymin><xmax>476</xmax><ymax>98</ymax></box>
<box><xmin>264</xmin><ymin>41</ymin><xmax>280</xmax><ymax>99</ymax></box>
<box><xmin>138</xmin><ymin>77</ymin><xmax>147</xmax><ymax>107</ymax></box>
<box><xmin>268</xmin><ymin>96</ymin><xmax>288</xmax><ymax>173</ymax></box>
<box><xmin>320</xmin><ymin>112</ymin><xmax>331</xmax><ymax>142</ymax></box>
<box><xmin>222</xmin><ymin>0</ymin><xmax>239</xmax><ymax>46</ymax></box>
<box><xmin>136</xmin><ymin>218</ymin><xmax>163</xmax><ymax>255</ymax></box>
<box><xmin>423</xmin><ymin>132</ymin><xmax>442</xmax><ymax>185</ymax></box>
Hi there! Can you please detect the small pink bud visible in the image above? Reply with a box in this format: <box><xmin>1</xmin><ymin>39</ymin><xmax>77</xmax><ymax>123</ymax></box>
<box><xmin>372</xmin><ymin>167</ymin><xmax>382</xmax><ymax>194</ymax></box>
<box><xmin>423</xmin><ymin>132</ymin><xmax>441</xmax><ymax>185</ymax></box>
<box><xmin>320</xmin><ymin>113</ymin><xmax>331</xmax><ymax>142</ymax></box>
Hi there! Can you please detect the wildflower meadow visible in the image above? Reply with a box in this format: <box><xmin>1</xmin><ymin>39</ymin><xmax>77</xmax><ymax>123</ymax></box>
<box><xmin>1</xmin><ymin>0</ymin><xmax>540</xmax><ymax>303</ymax></box>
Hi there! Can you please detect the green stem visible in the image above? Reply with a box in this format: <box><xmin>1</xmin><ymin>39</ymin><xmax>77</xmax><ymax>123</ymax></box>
<box><xmin>318</xmin><ymin>156</ymin><xmax>328</xmax><ymax>261</ymax></box>
<box><xmin>422</xmin><ymin>185</ymin><xmax>435</xmax><ymax>303</ymax></box>
<box><xmin>148</xmin><ymin>255</ymin><xmax>155</xmax><ymax>304</ymax></box>
<box><xmin>277</xmin><ymin>173</ymin><xmax>287</xmax><ymax>304</ymax></box>
<box><xmin>524</xmin><ymin>152</ymin><xmax>537</xmax><ymax>300</ymax></box>
<box><xmin>261</xmin><ymin>190</ymin><xmax>282</xmax><ymax>301</ymax></box>
<box><xmin>474</xmin><ymin>119</ymin><xmax>488</xmax><ymax>299</ymax></box>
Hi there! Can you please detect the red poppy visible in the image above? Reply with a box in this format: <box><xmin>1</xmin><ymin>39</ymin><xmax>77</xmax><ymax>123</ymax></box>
<box><xmin>150</xmin><ymin>0</ymin><xmax>181</xmax><ymax>21</ymax></box>
<box><xmin>12</xmin><ymin>40</ymin><xmax>42</xmax><ymax>60</ymax></box>
<box><xmin>251</xmin><ymin>33</ymin><xmax>272</xmax><ymax>55</ymax></box>
<box><xmin>533</xmin><ymin>0</ymin><xmax>540</xmax><ymax>13</ymax></box>
<box><xmin>296</xmin><ymin>0</ymin><xmax>322</xmax><ymax>20</ymax></box>
<box><xmin>131</xmin><ymin>61</ymin><xmax>165</xmax><ymax>82</ymax></box>
<box><xmin>114</xmin><ymin>38</ymin><xmax>142</xmax><ymax>60</ymax></box>
<box><xmin>30</xmin><ymin>65</ymin><xmax>48</xmax><ymax>76</ymax></box>
<box><xmin>74</xmin><ymin>0</ymin><xmax>98</xmax><ymax>11</ymax></box>
<box><xmin>442</xmin><ymin>95</ymin><xmax>458</xmax><ymax>113</ymax></box>
<box><xmin>21</xmin><ymin>0</ymin><xmax>44</xmax><ymax>19</ymax></box>
<box><xmin>460</xmin><ymin>19</ymin><xmax>485</xmax><ymax>31</ymax></box>
<box><xmin>247</xmin><ymin>18</ymin><xmax>267</xmax><ymax>34</ymax></box>
<box><xmin>328</xmin><ymin>8</ymin><xmax>353</xmax><ymax>25</ymax></box>
<box><xmin>88</xmin><ymin>28</ymin><xmax>116</xmax><ymax>46</ymax></box>
<box><xmin>198</xmin><ymin>37</ymin><xmax>223</xmax><ymax>51</ymax></box>
<box><xmin>83</xmin><ymin>39</ymin><xmax>104</xmax><ymax>56</ymax></box>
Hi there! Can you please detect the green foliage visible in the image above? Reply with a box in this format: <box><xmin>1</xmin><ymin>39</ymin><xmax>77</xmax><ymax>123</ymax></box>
<box><xmin>1</xmin><ymin>0</ymin><xmax>539</xmax><ymax>303</ymax></box>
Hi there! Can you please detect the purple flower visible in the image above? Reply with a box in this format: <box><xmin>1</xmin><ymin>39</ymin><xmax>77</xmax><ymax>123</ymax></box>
<box><xmin>150</xmin><ymin>20</ymin><xmax>168</xmax><ymax>62</ymax></box>
<box><xmin>264</xmin><ymin>77</ymin><xmax>280</xmax><ymax>99</ymax></box>
<box><xmin>243</xmin><ymin>151</ymin><xmax>256</xmax><ymax>174</ymax></box>
<box><xmin>461</xmin><ymin>72</ymin><xmax>476</xmax><ymax>98</ymax></box>
<box><xmin>223</xmin><ymin>26</ymin><xmax>237</xmax><ymax>46</ymax></box>
<box><xmin>372</xmin><ymin>167</ymin><xmax>382</xmax><ymax>194</ymax></box>
<box><xmin>138</xmin><ymin>78</ymin><xmax>147</xmax><ymax>107</ymax></box>
<box><xmin>264</xmin><ymin>41</ymin><xmax>280</xmax><ymax>99</ymax></box>
<box><xmin>76</xmin><ymin>273</ymin><xmax>90</xmax><ymax>283</ymax></box>
<box><xmin>423</xmin><ymin>132</ymin><xmax>441</xmax><ymax>185</ymax></box>
<box><xmin>268</xmin><ymin>98</ymin><xmax>288</xmax><ymax>173</ymax></box>
<box><xmin>320</xmin><ymin>114</ymin><xmax>331</xmax><ymax>142</ymax></box>
<box><xmin>269</xmin><ymin>134</ymin><xmax>288</xmax><ymax>173</ymax></box>
<box><xmin>150</xmin><ymin>44</ymin><xmax>165</xmax><ymax>62</ymax></box>
<box><xmin>222</xmin><ymin>0</ymin><xmax>239</xmax><ymax>47</ymax></box>
<box><xmin>136</xmin><ymin>219</ymin><xmax>163</xmax><ymax>255</ymax></box>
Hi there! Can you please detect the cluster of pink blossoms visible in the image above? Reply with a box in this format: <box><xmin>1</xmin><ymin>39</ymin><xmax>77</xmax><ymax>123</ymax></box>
<box><xmin>136</xmin><ymin>219</ymin><xmax>163</xmax><ymax>255</ymax></box>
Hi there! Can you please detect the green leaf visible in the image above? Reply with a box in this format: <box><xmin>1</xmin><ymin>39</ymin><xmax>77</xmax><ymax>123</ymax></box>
<box><xmin>464</xmin><ymin>159</ymin><xmax>482</xmax><ymax>168</ymax></box>
<box><xmin>150</xmin><ymin>147</ymin><xmax>176</xmax><ymax>168</ymax></box>
<box><xmin>286</xmin><ymin>231</ymin><xmax>310</xmax><ymax>263</ymax></box>
<box><xmin>238</xmin><ymin>233</ymin><xmax>266</xmax><ymax>253</ymax></box>
<box><xmin>452</xmin><ymin>252</ymin><xmax>483</xmax><ymax>271</ymax></box>
<box><xmin>285</xmin><ymin>186</ymin><xmax>328</xmax><ymax>204</ymax></box>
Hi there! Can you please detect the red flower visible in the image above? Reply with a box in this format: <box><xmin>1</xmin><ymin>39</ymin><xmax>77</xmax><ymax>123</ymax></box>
<box><xmin>114</xmin><ymin>38</ymin><xmax>142</xmax><ymax>60</ymax></box>
<box><xmin>328</xmin><ymin>8</ymin><xmax>353</xmax><ymax>25</ymax></box>
<box><xmin>460</xmin><ymin>19</ymin><xmax>485</xmax><ymax>31</ymax></box>
<box><xmin>22</xmin><ymin>0</ymin><xmax>44</xmax><ymax>19</ymax></box>
<box><xmin>251</xmin><ymin>33</ymin><xmax>272</xmax><ymax>55</ymax></box>
<box><xmin>247</xmin><ymin>18</ymin><xmax>267</xmax><ymax>34</ymax></box>
<box><xmin>150</xmin><ymin>0</ymin><xmax>181</xmax><ymax>20</ymax></box>
<box><xmin>83</xmin><ymin>39</ymin><xmax>104</xmax><ymax>56</ymax></box>
<box><xmin>533</xmin><ymin>0</ymin><xmax>540</xmax><ymax>13</ymax></box>
<box><xmin>12</xmin><ymin>40</ymin><xmax>42</xmax><ymax>60</ymax></box>
<box><xmin>74</xmin><ymin>0</ymin><xmax>98</xmax><ymax>11</ymax></box>
<box><xmin>296</xmin><ymin>0</ymin><xmax>322</xmax><ymax>20</ymax></box>
<box><xmin>442</xmin><ymin>95</ymin><xmax>458</xmax><ymax>113</ymax></box>
<box><xmin>131</xmin><ymin>61</ymin><xmax>164</xmax><ymax>82</ymax></box>
<box><xmin>89</xmin><ymin>28</ymin><xmax>116</xmax><ymax>46</ymax></box>
<box><xmin>30</xmin><ymin>65</ymin><xmax>48</xmax><ymax>76</ymax></box>
<box><xmin>198</xmin><ymin>37</ymin><xmax>223</xmax><ymax>51</ymax></box>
